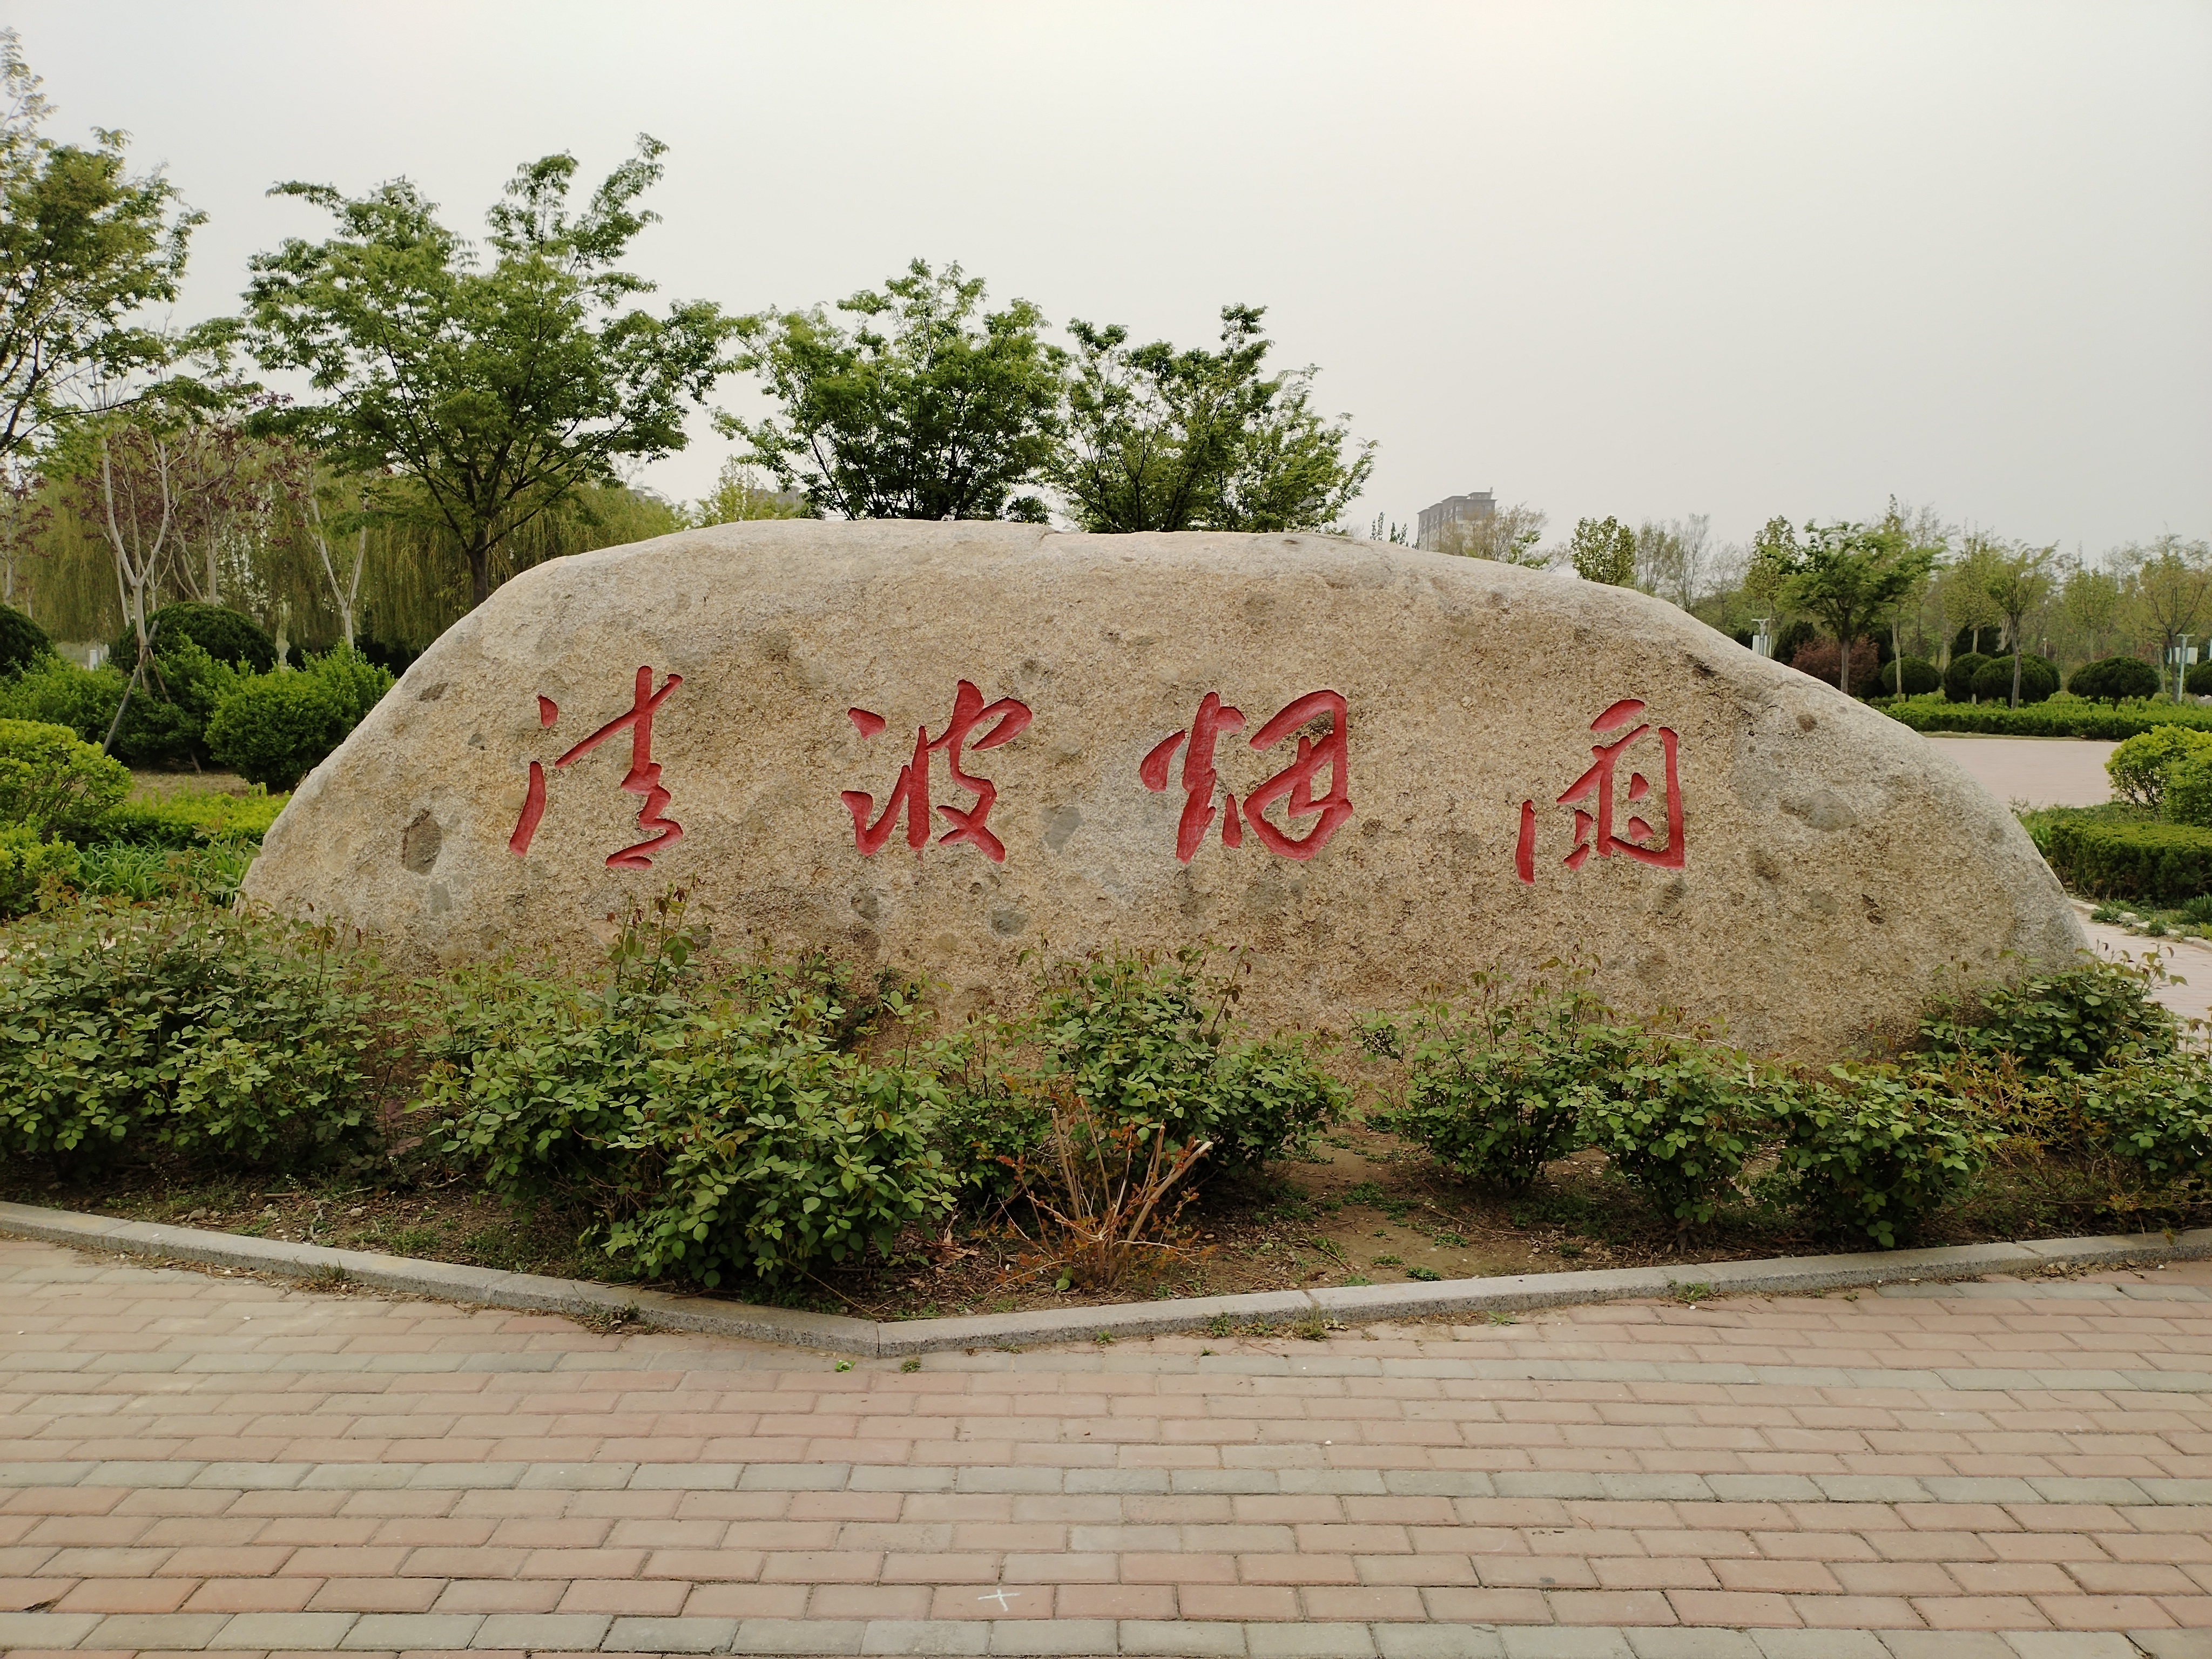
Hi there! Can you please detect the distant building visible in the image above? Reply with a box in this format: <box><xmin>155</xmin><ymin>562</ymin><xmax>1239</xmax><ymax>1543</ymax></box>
<box><xmin>1417</xmin><ymin>490</ymin><xmax>1495</xmax><ymax>551</ymax></box>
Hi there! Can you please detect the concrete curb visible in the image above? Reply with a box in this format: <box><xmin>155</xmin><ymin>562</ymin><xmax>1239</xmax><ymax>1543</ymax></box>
<box><xmin>2</xmin><ymin>1199</ymin><xmax>2206</xmax><ymax>1358</ymax></box>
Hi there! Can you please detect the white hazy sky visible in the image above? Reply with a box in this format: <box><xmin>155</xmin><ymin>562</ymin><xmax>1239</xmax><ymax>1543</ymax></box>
<box><xmin>14</xmin><ymin>0</ymin><xmax>2210</xmax><ymax>553</ymax></box>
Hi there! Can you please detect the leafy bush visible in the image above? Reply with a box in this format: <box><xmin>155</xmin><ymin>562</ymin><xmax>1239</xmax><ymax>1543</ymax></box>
<box><xmin>0</xmin><ymin>823</ymin><xmax>78</xmax><ymax>918</ymax></box>
<box><xmin>109</xmin><ymin>636</ymin><xmax>247</xmax><ymax>770</ymax></box>
<box><xmin>203</xmin><ymin>650</ymin><xmax>393</xmax><ymax>791</ymax></box>
<box><xmin>111</xmin><ymin>602</ymin><xmax>278</xmax><ymax>675</ymax></box>
<box><xmin>0</xmin><ymin>718</ymin><xmax>131</xmax><ymax>837</ymax></box>
<box><xmin>0</xmin><ymin>603</ymin><xmax>52</xmax><ymax>673</ymax></box>
<box><xmin>1944</xmin><ymin>652</ymin><xmax>1990</xmax><ymax>703</ymax></box>
<box><xmin>418</xmin><ymin>904</ymin><xmax>957</xmax><ymax>1285</ymax></box>
<box><xmin>0</xmin><ymin>894</ymin><xmax>383</xmax><ymax>1170</ymax></box>
<box><xmin>1789</xmin><ymin>636</ymin><xmax>1879</xmax><ymax>693</ymax></box>
<box><xmin>72</xmin><ymin>840</ymin><xmax>255</xmax><ymax>904</ymax></box>
<box><xmin>2071</xmin><ymin>656</ymin><xmax>2162</xmax><ymax>704</ymax></box>
<box><xmin>1918</xmin><ymin>959</ymin><xmax>2175</xmax><ymax>1075</ymax></box>
<box><xmin>1879</xmin><ymin>656</ymin><xmax>1941</xmax><ymax>697</ymax></box>
<box><xmin>2042</xmin><ymin>813</ymin><xmax>2212</xmax><ymax>902</ymax></box>
<box><xmin>1031</xmin><ymin>948</ymin><xmax>1343</xmax><ymax>1178</ymax></box>
<box><xmin>2189</xmin><ymin>660</ymin><xmax>2212</xmax><ymax>697</ymax></box>
<box><xmin>1379</xmin><ymin>969</ymin><xmax>1622</xmax><ymax>1193</ymax></box>
<box><xmin>1883</xmin><ymin>693</ymin><xmax>2212</xmax><ymax>740</ymax></box>
<box><xmin>94</xmin><ymin>787</ymin><xmax>286</xmax><ymax>849</ymax></box>
<box><xmin>2165</xmin><ymin>751</ymin><xmax>2212</xmax><ymax>828</ymax></box>
<box><xmin>1968</xmin><ymin>653</ymin><xmax>2058</xmax><ymax>706</ymax></box>
<box><xmin>1768</xmin><ymin>1067</ymin><xmax>1993</xmax><ymax>1247</ymax></box>
<box><xmin>1577</xmin><ymin>1031</ymin><xmax>1759</xmax><ymax>1226</ymax></box>
<box><xmin>0</xmin><ymin>655</ymin><xmax>125</xmax><ymax>745</ymax></box>
<box><xmin>2108</xmin><ymin>726</ymin><xmax>2212</xmax><ymax>810</ymax></box>
<box><xmin>206</xmin><ymin>672</ymin><xmax>348</xmax><ymax>790</ymax></box>
<box><xmin>2082</xmin><ymin>1055</ymin><xmax>2212</xmax><ymax>1187</ymax></box>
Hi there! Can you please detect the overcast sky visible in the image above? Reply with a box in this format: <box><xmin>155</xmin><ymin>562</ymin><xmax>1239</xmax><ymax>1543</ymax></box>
<box><xmin>15</xmin><ymin>0</ymin><xmax>2209</xmax><ymax>555</ymax></box>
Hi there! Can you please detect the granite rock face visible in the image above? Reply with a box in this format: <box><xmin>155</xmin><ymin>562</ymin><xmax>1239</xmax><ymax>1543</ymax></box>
<box><xmin>244</xmin><ymin>521</ymin><xmax>2086</xmax><ymax>1056</ymax></box>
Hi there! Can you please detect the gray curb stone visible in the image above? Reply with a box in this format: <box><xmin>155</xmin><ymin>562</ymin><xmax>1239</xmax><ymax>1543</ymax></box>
<box><xmin>3</xmin><ymin>1198</ymin><xmax>2204</xmax><ymax>1358</ymax></box>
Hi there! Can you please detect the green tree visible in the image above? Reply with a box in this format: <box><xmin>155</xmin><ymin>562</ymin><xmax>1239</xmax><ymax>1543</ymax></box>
<box><xmin>2125</xmin><ymin>534</ymin><xmax>2212</xmax><ymax>701</ymax></box>
<box><xmin>0</xmin><ymin>30</ymin><xmax>199</xmax><ymax>467</ymax></box>
<box><xmin>682</xmin><ymin>455</ymin><xmax>810</xmax><ymax>527</ymax></box>
<box><xmin>1568</xmin><ymin>515</ymin><xmax>1636</xmax><ymax>586</ymax></box>
<box><xmin>1778</xmin><ymin>521</ymin><xmax>1932</xmax><ymax>698</ymax></box>
<box><xmin>1439</xmin><ymin>502</ymin><xmax>1547</xmax><ymax>565</ymax></box>
<box><xmin>242</xmin><ymin>136</ymin><xmax>737</xmax><ymax>609</ymax></box>
<box><xmin>1878</xmin><ymin>499</ymin><xmax>1947</xmax><ymax>686</ymax></box>
<box><xmin>1050</xmin><ymin>303</ymin><xmax>1373</xmax><ymax>534</ymax></box>
<box><xmin>727</xmin><ymin>260</ymin><xmax>1060</xmax><ymax>524</ymax></box>
<box><xmin>2057</xmin><ymin>558</ymin><xmax>2123</xmax><ymax>666</ymax></box>
<box><xmin>1979</xmin><ymin>541</ymin><xmax>2055</xmax><ymax>709</ymax></box>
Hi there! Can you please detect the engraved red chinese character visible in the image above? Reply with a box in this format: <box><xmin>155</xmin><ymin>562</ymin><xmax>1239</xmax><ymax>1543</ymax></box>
<box><xmin>507</xmin><ymin>665</ymin><xmax>685</xmax><ymax>871</ymax></box>
<box><xmin>1514</xmin><ymin>697</ymin><xmax>1683</xmax><ymax>884</ymax></box>
<box><xmin>842</xmin><ymin>680</ymin><xmax>1033</xmax><ymax>862</ymax></box>
<box><xmin>1141</xmin><ymin>689</ymin><xmax>1352</xmax><ymax>862</ymax></box>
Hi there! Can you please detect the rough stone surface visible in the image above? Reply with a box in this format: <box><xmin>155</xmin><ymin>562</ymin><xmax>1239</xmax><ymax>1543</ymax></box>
<box><xmin>244</xmin><ymin>522</ymin><xmax>2085</xmax><ymax>1054</ymax></box>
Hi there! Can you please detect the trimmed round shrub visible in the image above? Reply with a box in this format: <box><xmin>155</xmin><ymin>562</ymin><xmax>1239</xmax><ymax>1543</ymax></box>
<box><xmin>1944</xmin><ymin>652</ymin><xmax>1990</xmax><ymax>702</ymax></box>
<box><xmin>0</xmin><ymin>603</ymin><xmax>52</xmax><ymax>674</ymax></box>
<box><xmin>1951</xmin><ymin>624</ymin><xmax>2006</xmax><ymax>659</ymax></box>
<box><xmin>1789</xmin><ymin>636</ymin><xmax>1880</xmax><ymax>693</ymax></box>
<box><xmin>1968</xmin><ymin>653</ymin><xmax>2058</xmax><ymax>706</ymax></box>
<box><xmin>1772</xmin><ymin>618</ymin><xmax>1818</xmax><ymax>667</ymax></box>
<box><xmin>112</xmin><ymin>603</ymin><xmax>277</xmax><ymax>675</ymax></box>
<box><xmin>205</xmin><ymin>675</ymin><xmax>347</xmax><ymax>791</ymax></box>
<box><xmin>2107</xmin><ymin>726</ymin><xmax>2212</xmax><ymax>810</ymax></box>
<box><xmin>0</xmin><ymin>717</ymin><xmax>132</xmax><ymax>838</ymax></box>
<box><xmin>2070</xmin><ymin>656</ymin><xmax>2162</xmax><ymax>704</ymax></box>
<box><xmin>0</xmin><ymin>822</ymin><xmax>79</xmax><ymax>918</ymax></box>
<box><xmin>2167</xmin><ymin>750</ymin><xmax>2212</xmax><ymax>828</ymax></box>
<box><xmin>2187</xmin><ymin>660</ymin><xmax>2212</xmax><ymax>697</ymax></box>
<box><xmin>1879</xmin><ymin>655</ymin><xmax>1941</xmax><ymax>696</ymax></box>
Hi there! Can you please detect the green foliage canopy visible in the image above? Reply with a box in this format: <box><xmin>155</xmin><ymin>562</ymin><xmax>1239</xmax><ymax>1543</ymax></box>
<box><xmin>243</xmin><ymin>137</ymin><xmax>738</xmax><ymax>608</ymax></box>
<box><xmin>1568</xmin><ymin>516</ymin><xmax>1636</xmax><ymax>587</ymax></box>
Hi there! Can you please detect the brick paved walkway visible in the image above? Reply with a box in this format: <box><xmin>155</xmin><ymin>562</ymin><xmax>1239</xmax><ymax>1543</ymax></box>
<box><xmin>3</xmin><ymin>1237</ymin><xmax>2210</xmax><ymax>1658</ymax></box>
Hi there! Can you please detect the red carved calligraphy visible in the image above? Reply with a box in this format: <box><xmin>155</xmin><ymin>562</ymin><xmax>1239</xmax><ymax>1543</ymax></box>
<box><xmin>1514</xmin><ymin>697</ymin><xmax>1684</xmax><ymax>884</ymax></box>
<box><xmin>507</xmin><ymin>665</ymin><xmax>686</xmax><ymax>870</ymax></box>
<box><xmin>1142</xmin><ymin>689</ymin><xmax>1352</xmax><ymax>863</ymax></box>
<box><xmin>842</xmin><ymin>680</ymin><xmax>1033</xmax><ymax>862</ymax></box>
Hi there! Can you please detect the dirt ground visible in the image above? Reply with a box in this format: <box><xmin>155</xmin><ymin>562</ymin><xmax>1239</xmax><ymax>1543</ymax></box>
<box><xmin>128</xmin><ymin>767</ymin><xmax>258</xmax><ymax>798</ymax></box>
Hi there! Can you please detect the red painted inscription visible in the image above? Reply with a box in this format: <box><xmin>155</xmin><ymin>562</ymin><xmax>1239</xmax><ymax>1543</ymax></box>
<box><xmin>1514</xmin><ymin>698</ymin><xmax>1684</xmax><ymax>883</ymax></box>
<box><xmin>1142</xmin><ymin>689</ymin><xmax>1352</xmax><ymax>862</ymax></box>
<box><xmin>507</xmin><ymin>666</ymin><xmax>686</xmax><ymax>870</ymax></box>
<box><xmin>842</xmin><ymin>680</ymin><xmax>1033</xmax><ymax>862</ymax></box>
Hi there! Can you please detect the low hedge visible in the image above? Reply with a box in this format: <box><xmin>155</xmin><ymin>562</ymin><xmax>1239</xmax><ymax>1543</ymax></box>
<box><xmin>93</xmin><ymin>790</ymin><xmax>287</xmax><ymax>849</ymax></box>
<box><xmin>1883</xmin><ymin>694</ymin><xmax>2212</xmax><ymax>739</ymax></box>
<box><xmin>2042</xmin><ymin>813</ymin><xmax>2212</xmax><ymax>902</ymax></box>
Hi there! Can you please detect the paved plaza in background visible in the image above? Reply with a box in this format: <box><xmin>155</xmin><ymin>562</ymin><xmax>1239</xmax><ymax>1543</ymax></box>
<box><xmin>3</xmin><ymin>1237</ymin><xmax>2210</xmax><ymax>1658</ymax></box>
<box><xmin>1920</xmin><ymin>733</ymin><xmax>2118</xmax><ymax>809</ymax></box>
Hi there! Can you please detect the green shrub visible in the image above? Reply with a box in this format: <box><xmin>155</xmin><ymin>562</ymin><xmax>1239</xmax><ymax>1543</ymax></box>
<box><xmin>94</xmin><ymin>787</ymin><xmax>286</xmax><ymax>849</ymax></box>
<box><xmin>1918</xmin><ymin>960</ymin><xmax>2174</xmax><ymax>1075</ymax></box>
<box><xmin>2042</xmin><ymin>814</ymin><xmax>2212</xmax><ymax>902</ymax></box>
<box><xmin>0</xmin><ymin>894</ymin><xmax>383</xmax><ymax>1170</ymax></box>
<box><xmin>1944</xmin><ymin>652</ymin><xmax>1990</xmax><ymax>703</ymax></box>
<box><xmin>1879</xmin><ymin>656</ymin><xmax>1941</xmax><ymax>697</ymax></box>
<box><xmin>2189</xmin><ymin>661</ymin><xmax>2212</xmax><ymax>697</ymax></box>
<box><xmin>72</xmin><ymin>840</ymin><xmax>255</xmax><ymax>904</ymax></box>
<box><xmin>206</xmin><ymin>673</ymin><xmax>348</xmax><ymax>790</ymax></box>
<box><xmin>417</xmin><ymin>905</ymin><xmax>957</xmax><ymax>1285</ymax></box>
<box><xmin>2082</xmin><ymin>1055</ymin><xmax>2212</xmax><ymax>1186</ymax></box>
<box><xmin>2108</xmin><ymin>726</ymin><xmax>2212</xmax><ymax>810</ymax></box>
<box><xmin>1031</xmin><ymin>948</ymin><xmax>1344</xmax><ymax>1178</ymax></box>
<box><xmin>111</xmin><ymin>602</ymin><xmax>277</xmax><ymax>675</ymax></box>
<box><xmin>1768</xmin><ymin>1067</ymin><xmax>1993</xmax><ymax>1247</ymax></box>
<box><xmin>1881</xmin><ymin>694</ymin><xmax>2212</xmax><ymax>740</ymax></box>
<box><xmin>1380</xmin><ymin>969</ymin><xmax>1623</xmax><ymax>1193</ymax></box>
<box><xmin>105</xmin><ymin>636</ymin><xmax>248</xmax><ymax>770</ymax></box>
<box><xmin>0</xmin><ymin>823</ymin><xmax>79</xmax><ymax>918</ymax></box>
<box><xmin>0</xmin><ymin>655</ymin><xmax>125</xmax><ymax>745</ymax></box>
<box><xmin>305</xmin><ymin>644</ymin><xmax>395</xmax><ymax>725</ymax></box>
<box><xmin>1577</xmin><ymin>1032</ymin><xmax>1760</xmax><ymax>1226</ymax></box>
<box><xmin>2072</xmin><ymin>656</ymin><xmax>2162</xmax><ymax>704</ymax></box>
<box><xmin>1968</xmin><ymin>653</ymin><xmax>2058</xmax><ymax>706</ymax></box>
<box><xmin>2166</xmin><ymin>751</ymin><xmax>2212</xmax><ymax>828</ymax></box>
<box><xmin>0</xmin><ymin>718</ymin><xmax>131</xmax><ymax>837</ymax></box>
<box><xmin>0</xmin><ymin>603</ymin><xmax>52</xmax><ymax>673</ymax></box>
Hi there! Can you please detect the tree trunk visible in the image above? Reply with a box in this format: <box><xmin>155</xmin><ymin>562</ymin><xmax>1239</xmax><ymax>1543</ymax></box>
<box><xmin>468</xmin><ymin>539</ymin><xmax>492</xmax><ymax>609</ymax></box>
<box><xmin>2011</xmin><ymin>646</ymin><xmax>2022</xmax><ymax>709</ymax></box>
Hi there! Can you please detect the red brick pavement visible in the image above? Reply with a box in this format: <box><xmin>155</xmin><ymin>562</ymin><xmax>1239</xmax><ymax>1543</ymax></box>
<box><xmin>1</xmin><ymin>1236</ymin><xmax>2208</xmax><ymax>1657</ymax></box>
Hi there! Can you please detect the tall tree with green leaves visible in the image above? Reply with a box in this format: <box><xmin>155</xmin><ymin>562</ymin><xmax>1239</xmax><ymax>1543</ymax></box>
<box><xmin>1979</xmin><ymin>540</ymin><xmax>2054</xmax><ymax>708</ymax></box>
<box><xmin>243</xmin><ymin>136</ymin><xmax>737</xmax><ymax>609</ymax></box>
<box><xmin>1049</xmin><ymin>303</ymin><xmax>1373</xmax><ymax>534</ymax></box>
<box><xmin>1568</xmin><ymin>515</ymin><xmax>1636</xmax><ymax>586</ymax></box>
<box><xmin>1778</xmin><ymin>521</ymin><xmax>1932</xmax><ymax>698</ymax></box>
<box><xmin>727</xmin><ymin>260</ymin><xmax>1061</xmax><ymax>523</ymax></box>
<box><xmin>0</xmin><ymin>29</ymin><xmax>199</xmax><ymax>466</ymax></box>
<box><xmin>2125</xmin><ymin>534</ymin><xmax>2212</xmax><ymax>701</ymax></box>
<box><xmin>1878</xmin><ymin>498</ymin><xmax>1947</xmax><ymax>685</ymax></box>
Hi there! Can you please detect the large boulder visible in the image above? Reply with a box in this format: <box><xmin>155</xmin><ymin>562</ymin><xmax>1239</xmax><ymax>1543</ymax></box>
<box><xmin>245</xmin><ymin>522</ymin><xmax>2086</xmax><ymax>1056</ymax></box>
